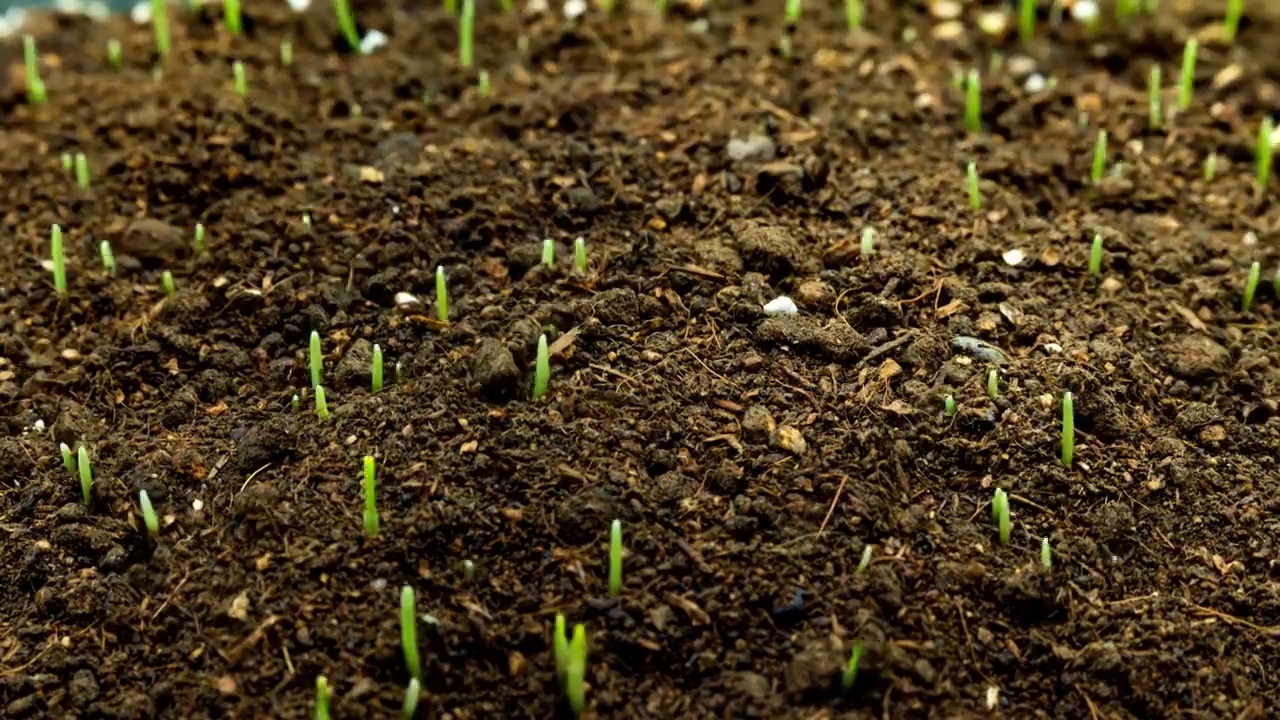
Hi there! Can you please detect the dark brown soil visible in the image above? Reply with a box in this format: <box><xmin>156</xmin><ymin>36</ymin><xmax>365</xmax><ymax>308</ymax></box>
<box><xmin>2</xmin><ymin>0</ymin><xmax>1279</xmax><ymax>717</ymax></box>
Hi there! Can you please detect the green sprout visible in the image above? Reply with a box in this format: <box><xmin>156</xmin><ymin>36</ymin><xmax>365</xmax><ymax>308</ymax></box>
<box><xmin>333</xmin><ymin>0</ymin><xmax>361</xmax><ymax>53</ymax></box>
<box><xmin>860</xmin><ymin>227</ymin><xmax>875</xmax><ymax>257</ymax></box>
<box><xmin>1090</xmin><ymin>130</ymin><xmax>1107</xmax><ymax>185</ymax></box>
<box><xmin>100</xmin><ymin>241</ymin><xmax>116</xmax><ymax>277</ymax></box>
<box><xmin>51</xmin><ymin>224</ymin><xmax>67</xmax><ymax>297</ymax></box>
<box><xmin>78</xmin><ymin>445</ymin><xmax>92</xmax><ymax>505</ymax></box>
<box><xmin>233</xmin><ymin>61</ymin><xmax>247</xmax><ymax>97</ymax></box>
<box><xmin>608</xmin><ymin>519</ymin><xmax>623</xmax><ymax>597</ymax></box>
<box><xmin>1148</xmin><ymin>65</ymin><xmax>1162</xmax><ymax>129</ymax></box>
<box><xmin>1089</xmin><ymin>232</ymin><xmax>1103</xmax><ymax>277</ymax></box>
<box><xmin>565</xmin><ymin>624</ymin><xmax>587</xmax><ymax>716</ymax></box>
<box><xmin>309</xmin><ymin>330</ymin><xmax>322</xmax><ymax>389</ymax></box>
<box><xmin>303</xmin><ymin>211</ymin><xmax>313</xmax><ymax>231</ymax></box>
<box><xmin>1018</xmin><ymin>0</ymin><xmax>1035</xmax><ymax>43</ymax></box>
<box><xmin>966</xmin><ymin>162</ymin><xmax>981</xmax><ymax>210</ymax></box>
<box><xmin>162</xmin><ymin>271</ymin><xmax>176</xmax><ymax>297</ymax></box>
<box><xmin>1204</xmin><ymin>151</ymin><xmax>1218</xmax><ymax>182</ymax></box>
<box><xmin>986</xmin><ymin>368</ymin><xmax>998</xmax><ymax>399</ymax></box>
<box><xmin>75</xmin><ymin>153</ymin><xmax>90</xmax><ymax>190</ymax></box>
<box><xmin>784</xmin><ymin>0</ymin><xmax>800</xmax><ymax>25</ymax></box>
<box><xmin>372</xmin><ymin>344</ymin><xmax>383</xmax><ymax>393</ymax></box>
<box><xmin>841</xmin><ymin>642</ymin><xmax>863</xmax><ymax>692</ymax></box>
<box><xmin>1243</xmin><ymin>261</ymin><xmax>1261</xmax><ymax>312</ymax></box>
<box><xmin>542</xmin><ymin>238</ymin><xmax>555</xmax><ymax>268</ymax></box>
<box><xmin>845</xmin><ymin>0</ymin><xmax>862</xmax><ymax>32</ymax></box>
<box><xmin>943</xmin><ymin>394</ymin><xmax>956</xmax><ymax>416</ymax></box>
<box><xmin>60</xmin><ymin>442</ymin><xmax>76</xmax><ymax>472</ymax></box>
<box><xmin>460</xmin><ymin>0</ymin><xmax>475</xmax><ymax>69</ymax></box>
<box><xmin>281</xmin><ymin>39</ymin><xmax>294</xmax><ymax>67</ymax></box>
<box><xmin>992</xmin><ymin>487</ymin><xmax>1010</xmax><ymax>545</ymax></box>
<box><xmin>315</xmin><ymin>385</ymin><xmax>330</xmax><ymax>419</ymax></box>
<box><xmin>477</xmin><ymin>70</ymin><xmax>490</xmax><ymax>97</ymax></box>
<box><xmin>139</xmin><ymin>489</ymin><xmax>159</xmax><ymax>537</ymax></box>
<box><xmin>314</xmin><ymin>676</ymin><xmax>331</xmax><ymax>720</ymax></box>
<box><xmin>1116</xmin><ymin>0</ymin><xmax>1137</xmax><ymax>23</ymax></box>
<box><xmin>1256</xmin><ymin>116</ymin><xmax>1274</xmax><ymax>192</ymax></box>
<box><xmin>964</xmin><ymin>69</ymin><xmax>981</xmax><ymax>133</ymax></box>
<box><xmin>1223</xmin><ymin>0</ymin><xmax>1243</xmax><ymax>43</ymax></box>
<box><xmin>553</xmin><ymin>614</ymin><xmax>569</xmax><ymax>678</ymax></box>
<box><xmin>401</xmin><ymin>678</ymin><xmax>420</xmax><ymax>720</ymax></box>
<box><xmin>1177</xmin><ymin>39</ymin><xmax>1197</xmax><ymax>110</ymax></box>
<box><xmin>152</xmin><ymin>0</ymin><xmax>170</xmax><ymax>58</ymax></box>
<box><xmin>436</xmin><ymin>265</ymin><xmax>449</xmax><ymax>323</ymax></box>
<box><xmin>107</xmin><ymin>39</ymin><xmax>122</xmax><ymax>71</ymax></box>
<box><xmin>61</xmin><ymin>153</ymin><xmax>73</xmax><ymax>175</ymax></box>
<box><xmin>856</xmin><ymin>544</ymin><xmax>872</xmax><ymax>574</ymax></box>
<box><xmin>463</xmin><ymin>559</ymin><xmax>475</xmax><ymax>582</ymax></box>
<box><xmin>1041</xmin><ymin>537</ymin><xmax>1052</xmax><ymax>568</ymax></box>
<box><xmin>532</xmin><ymin>334</ymin><xmax>550</xmax><ymax>401</ymax></box>
<box><xmin>291</xmin><ymin>393</ymin><xmax>300</xmax><ymax>413</ymax></box>
<box><xmin>23</xmin><ymin>36</ymin><xmax>46</xmax><ymax>105</ymax></box>
<box><xmin>401</xmin><ymin>586</ymin><xmax>421</xmax><ymax>680</ymax></box>
<box><xmin>225</xmin><ymin>0</ymin><xmax>242</xmax><ymax>35</ymax></box>
<box><xmin>1061</xmin><ymin>391</ymin><xmax>1075</xmax><ymax>468</ymax></box>
<box><xmin>574</xmin><ymin>237</ymin><xmax>588</xmax><ymax>273</ymax></box>
<box><xmin>363</xmin><ymin>455</ymin><xmax>379</xmax><ymax>538</ymax></box>
<box><xmin>195</xmin><ymin>223</ymin><xmax>205</xmax><ymax>256</ymax></box>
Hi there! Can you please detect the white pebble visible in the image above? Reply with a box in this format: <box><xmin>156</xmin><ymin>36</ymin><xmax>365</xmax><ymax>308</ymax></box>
<box><xmin>1071</xmin><ymin>0</ymin><xmax>1099</xmax><ymax>23</ymax></box>
<box><xmin>1002</xmin><ymin>249</ymin><xmax>1026</xmax><ymax>266</ymax></box>
<box><xmin>762</xmin><ymin>296</ymin><xmax>799</xmax><ymax>316</ymax></box>
<box><xmin>359</xmin><ymin>29</ymin><xmax>388</xmax><ymax>54</ymax></box>
<box><xmin>130</xmin><ymin>1</ymin><xmax>150</xmax><ymax>24</ymax></box>
<box><xmin>563</xmin><ymin>0</ymin><xmax>587</xmax><ymax>21</ymax></box>
<box><xmin>1023</xmin><ymin>74</ymin><xmax>1046</xmax><ymax>93</ymax></box>
<box><xmin>286</xmin><ymin>0</ymin><xmax>312</xmax><ymax>10</ymax></box>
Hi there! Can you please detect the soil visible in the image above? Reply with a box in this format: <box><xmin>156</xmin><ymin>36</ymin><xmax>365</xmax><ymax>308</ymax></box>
<box><xmin>1</xmin><ymin>0</ymin><xmax>1279</xmax><ymax>718</ymax></box>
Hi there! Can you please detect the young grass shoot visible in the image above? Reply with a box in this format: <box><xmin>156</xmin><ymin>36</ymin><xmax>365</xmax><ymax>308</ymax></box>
<box><xmin>315</xmin><ymin>676</ymin><xmax>331</xmax><ymax>720</ymax></box>
<box><xmin>107</xmin><ymin>39</ymin><xmax>122</xmax><ymax>71</ymax></box>
<box><xmin>553</xmin><ymin>613</ymin><xmax>569</xmax><ymax>678</ymax></box>
<box><xmin>402</xmin><ymin>678</ymin><xmax>420</xmax><ymax>720</ymax></box>
<box><xmin>1089</xmin><ymin>233</ymin><xmax>1103</xmax><ymax>277</ymax></box>
<box><xmin>841</xmin><ymin>642</ymin><xmax>863</xmax><ymax>692</ymax></box>
<box><xmin>139</xmin><ymin>490</ymin><xmax>159</xmax><ymax>537</ymax></box>
<box><xmin>1223</xmin><ymin>0</ymin><xmax>1243</xmax><ymax>43</ymax></box>
<box><xmin>986</xmin><ymin>368</ymin><xmax>998</xmax><ymax>399</ymax></box>
<box><xmin>460</xmin><ymin>0</ymin><xmax>476</xmax><ymax>69</ymax></box>
<box><xmin>233</xmin><ymin>61</ymin><xmax>247</xmax><ymax>98</ymax></box>
<box><xmin>61</xmin><ymin>442</ymin><xmax>76</xmax><ymax>472</ymax></box>
<box><xmin>964</xmin><ymin>69</ymin><xmax>981</xmax><ymax>133</ymax></box>
<box><xmin>401</xmin><ymin>586</ymin><xmax>422</xmax><ymax>680</ymax></box>
<box><xmin>1148</xmin><ymin>65</ymin><xmax>1162</xmax><ymax>129</ymax></box>
<box><xmin>363</xmin><ymin>455</ymin><xmax>379</xmax><ymax>538</ymax></box>
<box><xmin>1256</xmin><ymin>116</ymin><xmax>1274</xmax><ymax>192</ymax></box>
<box><xmin>152</xmin><ymin>0</ymin><xmax>170</xmax><ymax>58</ymax></box>
<box><xmin>1061</xmin><ymin>391</ymin><xmax>1075</xmax><ymax>468</ymax></box>
<box><xmin>574</xmin><ymin>237</ymin><xmax>588</xmax><ymax>273</ymax></box>
<box><xmin>78</xmin><ymin>445</ymin><xmax>92</xmax><ymax>505</ymax></box>
<box><xmin>542</xmin><ymin>238</ymin><xmax>555</xmax><ymax>268</ymax></box>
<box><xmin>1090</xmin><ymin>130</ymin><xmax>1107</xmax><ymax>185</ymax></box>
<box><xmin>856</xmin><ymin>544</ymin><xmax>872</xmax><ymax>574</ymax></box>
<box><xmin>1242</xmin><ymin>261</ymin><xmax>1261</xmax><ymax>312</ymax></box>
<box><xmin>225</xmin><ymin>0</ymin><xmax>243</xmax><ymax>36</ymax></box>
<box><xmin>195</xmin><ymin>223</ymin><xmax>206</xmax><ymax>256</ymax></box>
<box><xmin>845</xmin><ymin>0</ymin><xmax>862</xmax><ymax>32</ymax></box>
<box><xmin>100</xmin><ymin>241</ymin><xmax>116</xmax><ymax>276</ymax></box>
<box><xmin>532</xmin><ymin>334</ymin><xmax>550</xmax><ymax>400</ymax></box>
<box><xmin>24</xmin><ymin>36</ymin><xmax>46</xmax><ymax>105</ymax></box>
<box><xmin>1205</xmin><ymin>151</ymin><xmax>1218</xmax><ymax>182</ymax></box>
<box><xmin>281</xmin><ymin>39</ymin><xmax>294</xmax><ymax>67</ymax></box>
<box><xmin>966</xmin><ymin>161</ymin><xmax>981</xmax><ymax>210</ymax></box>
<box><xmin>1178</xmin><ymin>39</ymin><xmax>1197</xmax><ymax>110</ymax></box>
<box><xmin>315</xmin><ymin>385</ymin><xmax>330</xmax><ymax>419</ymax></box>
<box><xmin>333</xmin><ymin>0</ymin><xmax>361</xmax><ymax>52</ymax></box>
<box><xmin>162</xmin><ymin>271</ymin><xmax>176</xmax><ymax>297</ymax></box>
<box><xmin>608</xmin><ymin>519</ymin><xmax>623</xmax><ymax>597</ymax></box>
<box><xmin>436</xmin><ymin>265</ymin><xmax>449</xmax><ymax>323</ymax></box>
<box><xmin>372</xmin><ymin>344</ymin><xmax>384</xmax><ymax>393</ymax></box>
<box><xmin>944</xmin><ymin>394</ymin><xmax>956</xmax><ymax>416</ymax></box>
<box><xmin>75</xmin><ymin>153</ymin><xmax>90</xmax><ymax>190</ymax></box>
<box><xmin>1018</xmin><ymin>0</ymin><xmax>1035</xmax><ymax>43</ymax></box>
<box><xmin>310</xmin><ymin>330</ymin><xmax>322</xmax><ymax>389</ymax></box>
<box><xmin>51</xmin><ymin>224</ymin><xmax>67</xmax><ymax>297</ymax></box>
<box><xmin>992</xmin><ymin>487</ymin><xmax>1010</xmax><ymax>545</ymax></box>
<box><xmin>1041</xmin><ymin>537</ymin><xmax>1052</xmax><ymax>568</ymax></box>
<box><xmin>860</xmin><ymin>227</ymin><xmax>875</xmax><ymax>257</ymax></box>
<box><xmin>566</xmin><ymin>624</ymin><xmax>587</xmax><ymax>716</ymax></box>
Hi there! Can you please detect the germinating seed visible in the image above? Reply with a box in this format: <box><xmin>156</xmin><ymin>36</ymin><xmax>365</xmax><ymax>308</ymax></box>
<box><xmin>139</xmin><ymin>489</ymin><xmax>159</xmax><ymax>537</ymax></box>
<box><xmin>986</xmin><ymin>368</ymin><xmax>998</xmax><ymax>399</ymax></box>
<box><xmin>280</xmin><ymin>39</ymin><xmax>293</xmax><ymax>66</ymax></box>
<box><xmin>1178</xmin><ymin>39</ymin><xmax>1197</xmax><ymax>110</ymax></box>
<box><xmin>1148</xmin><ymin>65</ymin><xmax>1162</xmax><ymax>129</ymax></box>
<box><xmin>61</xmin><ymin>153</ymin><xmax>73</xmax><ymax>174</ymax></box>
<box><xmin>608</xmin><ymin>519</ymin><xmax>623</xmax><ymax>597</ymax></box>
<box><xmin>460</xmin><ymin>0</ymin><xmax>476</xmax><ymax>69</ymax></box>
<box><xmin>314</xmin><ymin>676</ymin><xmax>331</xmax><ymax>720</ymax></box>
<box><xmin>565</xmin><ymin>624</ymin><xmax>587</xmax><ymax>715</ymax></box>
<box><xmin>845</xmin><ymin>0</ymin><xmax>862</xmax><ymax>32</ymax></box>
<box><xmin>966</xmin><ymin>162</ymin><xmax>981</xmax><ymax>210</ymax></box>
<box><xmin>436</xmin><ymin>265</ymin><xmax>449</xmax><ymax>323</ymax></box>
<box><xmin>1089</xmin><ymin>233</ymin><xmax>1103</xmax><ymax>277</ymax></box>
<box><xmin>362</xmin><ymin>455</ymin><xmax>379</xmax><ymax>537</ymax></box>
<box><xmin>860</xmin><ymin>227</ymin><xmax>875</xmax><ymax>257</ymax></box>
<box><xmin>992</xmin><ymin>487</ymin><xmax>1011</xmax><ymax>545</ymax></box>
<box><xmin>1257</xmin><ymin>116</ymin><xmax>1274</xmax><ymax>191</ymax></box>
<box><xmin>314</xmin><ymin>385</ymin><xmax>330</xmax><ymax>419</ymax></box>
<box><xmin>23</xmin><ymin>36</ymin><xmax>46</xmax><ymax>105</ymax></box>
<box><xmin>1061</xmin><ymin>391</ymin><xmax>1075</xmax><ymax>468</ymax></box>
<box><xmin>574</xmin><ymin>237</ymin><xmax>587</xmax><ymax>273</ymax></box>
<box><xmin>1223</xmin><ymin>0</ymin><xmax>1243</xmax><ymax>43</ymax></box>
<box><xmin>333</xmin><ymin>0</ymin><xmax>361</xmax><ymax>52</ymax></box>
<box><xmin>194</xmin><ymin>223</ymin><xmax>205</xmax><ymax>256</ymax></box>
<box><xmin>74</xmin><ymin>153</ymin><xmax>90</xmax><ymax>190</ymax></box>
<box><xmin>1204</xmin><ymin>151</ymin><xmax>1218</xmax><ymax>182</ymax></box>
<box><xmin>401</xmin><ymin>678</ymin><xmax>420</xmax><ymax>720</ymax></box>
<box><xmin>78</xmin><ymin>445</ymin><xmax>92</xmax><ymax>505</ymax></box>
<box><xmin>856</xmin><ymin>544</ymin><xmax>872</xmax><ymax>574</ymax></box>
<box><xmin>161</xmin><ymin>271</ymin><xmax>176</xmax><ymax>297</ymax></box>
<box><xmin>372</xmin><ymin>344</ymin><xmax>384</xmax><ymax>393</ymax></box>
<box><xmin>233</xmin><ymin>61</ymin><xmax>247</xmax><ymax>97</ymax></box>
<box><xmin>542</xmin><ymin>238</ymin><xmax>555</xmax><ymax>267</ymax></box>
<box><xmin>61</xmin><ymin>442</ymin><xmax>76</xmax><ymax>472</ymax></box>
<box><xmin>1242</xmin><ymin>261</ymin><xmax>1261</xmax><ymax>312</ymax></box>
<box><xmin>151</xmin><ymin>0</ymin><xmax>170</xmax><ymax>57</ymax></box>
<box><xmin>532</xmin><ymin>334</ymin><xmax>550</xmax><ymax>400</ymax></box>
<box><xmin>309</xmin><ymin>330</ymin><xmax>322</xmax><ymax>389</ymax></box>
<box><xmin>1019</xmin><ymin>0</ymin><xmax>1035</xmax><ymax>43</ymax></box>
<box><xmin>943</xmin><ymin>394</ymin><xmax>956</xmax><ymax>416</ymax></box>
<box><xmin>100</xmin><ymin>241</ymin><xmax>116</xmax><ymax>276</ymax></box>
<box><xmin>225</xmin><ymin>0</ymin><xmax>242</xmax><ymax>35</ymax></box>
<box><xmin>1091</xmin><ymin>130</ymin><xmax>1107</xmax><ymax>185</ymax></box>
<box><xmin>401</xmin><ymin>585</ymin><xmax>422</xmax><ymax>680</ymax></box>
<box><xmin>841</xmin><ymin>642</ymin><xmax>863</xmax><ymax>691</ymax></box>
<box><xmin>1041</xmin><ymin>537</ymin><xmax>1052</xmax><ymax>568</ymax></box>
<box><xmin>964</xmin><ymin>69</ymin><xmax>981</xmax><ymax>133</ymax></box>
<box><xmin>553</xmin><ymin>613</ymin><xmax>569</xmax><ymax>677</ymax></box>
<box><xmin>50</xmin><ymin>224</ymin><xmax>67</xmax><ymax>296</ymax></box>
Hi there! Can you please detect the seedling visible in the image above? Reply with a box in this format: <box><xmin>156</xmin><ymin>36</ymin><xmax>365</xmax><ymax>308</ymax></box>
<box><xmin>309</xmin><ymin>330</ymin><xmax>322</xmax><ymax>389</ymax></box>
<box><xmin>23</xmin><ymin>36</ymin><xmax>46</xmax><ymax>105</ymax></box>
<box><xmin>992</xmin><ymin>488</ymin><xmax>1010</xmax><ymax>545</ymax></box>
<box><xmin>860</xmin><ymin>227</ymin><xmax>875</xmax><ymax>257</ymax></box>
<box><xmin>943</xmin><ymin>394</ymin><xmax>956</xmax><ymax>416</ymax></box>
<box><xmin>477</xmin><ymin>70</ymin><xmax>490</xmax><ymax>97</ymax></box>
<box><xmin>107</xmin><ymin>40</ymin><xmax>122</xmax><ymax>71</ymax></box>
<box><xmin>856</xmin><ymin>544</ymin><xmax>872</xmax><ymax>574</ymax></box>
<box><xmin>152</xmin><ymin>0</ymin><xmax>170</xmax><ymax>57</ymax></box>
<box><xmin>553</xmin><ymin>614</ymin><xmax>569</xmax><ymax>677</ymax></box>
<box><xmin>574</xmin><ymin>237</ymin><xmax>588</xmax><ymax>273</ymax></box>
<box><xmin>1256</xmin><ymin>116</ymin><xmax>1274</xmax><ymax>192</ymax></box>
<box><xmin>1090</xmin><ymin>130</ymin><xmax>1107</xmax><ymax>185</ymax></box>
<box><xmin>608</xmin><ymin>519</ymin><xmax>623</xmax><ymax>596</ymax></box>
<box><xmin>372</xmin><ymin>344</ymin><xmax>384</xmax><ymax>393</ymax></box>
<box><xmin>162</xmin><ymin>271</ymin><xmax>176</xmax><ymax>297</ymax></box>
<box><xmin>1177</xmin><ymin>39</ymin><xmax>1197</xmax><ymax>110</ymax></box>
<box><xmin>1242</xmin><ymin>261</ymin><xmax>1261</xmax><ymax>312</ymax></box>
<box><xmin>986</xmin><ymin>368</ymin><xmax>998</xmax><ymax>399</ymax></box>
<box><xmin>966</xmin><ymin>162</ymin><xmax>981</xmax><ymax>210</ymax></box>
<box><xmin>139</xmin><ymin>490</ymin><xmax>159</xmax><ymax>537</ymax></box>
<box><xmin>333</xmin><ymin>0</ymin><xmax>361</xmax><ymax>52</ymax></box>
<box><xmin>845</xmin><ymin>0</ymin><xmax>862</xmax><ymax>32</ymax></box>
<box><xmin>61</xmin><ymin>153</ymin><xmax>73</xmax><ymax>174</ymax></box>
<box><xmin>233</xmin><ymin>61</ymin><xmax>247</xmax><ymax>97</ymax></box>
<box><xmin>841</xmin><ymin>642</ymin><xmax>863</xmax><ymax>692</ymax></box>
<box><xmin>100</xmin><ymin>241</ymin><xmax>116</xmax><ymax>276</ymax></box>
<box><xmin>1204</xmin><ymin>151</ymin><xmax>1218</xmax><ymax>182</ymax></box>
<box><xmin>532</xmin><ymin>334</ymin><xmax>550</xmax><ymax>400</ymax></box>
<box><xmin>436</xmin><ymin>265</ymin><xmax>449</xmax><ymax>323</ymax></box>
<box><xmin>60</xmin><ymin>442</ymin><xmax>76</xmax><ymax>472</ymax></box>
<box><xmin>460</xmin><ymin>0</ymin><xmax>475</xmax><ymax>69</ymax></box>
<box><xmin>401</xmin><ymin>586</ymin><xmax>421</xmax><ymax>680</ymax></box>
<box><xmin>225</xmin><ymin>0</ymin><xmax>242</xmax><ymax>35</ymax></box>
<box><xmin>78</xmin><ymin>445</ymin><xmax>92</xmax><ymax>505</ymax></box>
<box><xmin>964</xmin><ymin>69</ymin><xmax>981</xmax><ymax>133</ymax></box>
<box><xmin>1061</xmin><ymin>391</ymin><xmax>1074</xmax><ymax>468</ymax></box>
<box><xmin>281</xmin><ymin>39</ymin><xmax>294</xmax><ymax>66</ymax></box>
<box><xmin>1041</xmin><ymin>537</ymin><xmax>1052</xmax><ymax>568</ymax></box>
<box><xmin>1148</xmin><ymin>65</ymin><xmax>1162</xmax><ymax>129</ymax></box>
<box><xmin>194</xmin><ymin>223</ymin><xmax>205</xmax><ymax>256</ymax></box>
<box><xmin>542</xmin><ymin>238</ymin><xmax>555</xmax><ymax>267</ymax></box>
<box><xmin>1018</xmin><ymin>0</ymin><xmax>1035</xmax><ymax>43</ymax></box>
<box><xmin>1089</xmin><ymin>233</ymin><xmax>1103</xmax><ymax>277</ymax></box>
<box><xmin>784</xmin><ymin>0</ymin><xmax>800</xmax><ymax>25</ymax></box>
<box><xmin>395</xmin><ymin>362</ymin><xmax>403</xmax><ymax>385</ymax></box>
<box><xmin>291</xmin><ymin>393</ymin><xmax>300</xmax><ymax>412</ymax></box>
<box><xmin>315</xmin><ymin>385</ymin><xmax>330</xmax><ymax>419</ymax></box>
<box><xmin>362</xmin><ymin>455</ymin><xmax>379</xmax><ymax>538</ymax></box>
<box><xmin>401</xmin><ymin>678</ymin><xmax>420</xmax><ymax>719</ymax></box>
<box><xmin>565</xmin><ymin>624</ymin><xmax>587</xmax><ymax>716</ymax></box>
<box><xmin>463</xmin><ymin>559</ymin><xmax>475</xmax><ymax>582</ymax></box>
<box><xmin>75</xmin><ymin>153</ymin><xmax>90</xmax><ymax>190</ymax></box>
<box><xmin>1223</xmin><ymin>0</ymin><xmax>1243</xmax><ymax>42</ymax></box>
<box><xmin>51</xmin><ymin>224</ymin><xmax>67</xmax><ymax>297</ymax></box>
<box><xmin>314</xmin><ymin>676</ymin><xmax>331</xmax><ymax>720</ymax></box>
<box><xmin>302</xmin><ymin>212</ymin><xmax>313</xmax><ymax>231</ymax></box>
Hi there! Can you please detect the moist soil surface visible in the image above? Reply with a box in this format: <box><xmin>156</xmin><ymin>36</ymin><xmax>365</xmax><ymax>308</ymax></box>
<box><xmin>2</xmin><ymin>1</ymin><xmax>1279</xmax><ymax>718</ymax></box>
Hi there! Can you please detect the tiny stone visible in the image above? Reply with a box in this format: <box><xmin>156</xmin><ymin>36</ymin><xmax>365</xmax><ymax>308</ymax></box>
<box><xmin>771</xmin><ymin>426</ymin><xmax>807</xmax><ymax>456</ymax></box>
